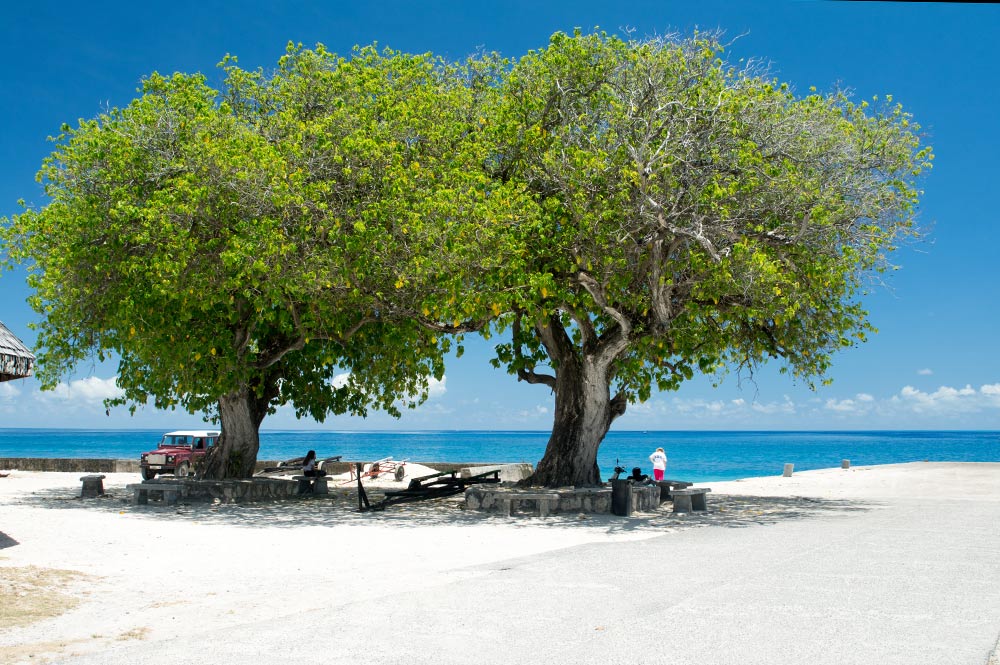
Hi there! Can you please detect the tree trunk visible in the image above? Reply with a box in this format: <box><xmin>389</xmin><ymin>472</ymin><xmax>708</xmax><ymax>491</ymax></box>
<box><xmin>199</xmin><ymin>385</ymin><xmax>272</xmax><ymax>479</ymax></box>
<box><xmin>522</xmin><ymin>355</ymin><xmax>626</xmax><ymax>487</ymax></box>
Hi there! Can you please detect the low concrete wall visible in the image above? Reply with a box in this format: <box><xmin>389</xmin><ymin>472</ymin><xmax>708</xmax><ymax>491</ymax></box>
<box><xmin>0</xmin><ymin>457</ymin><xmax>526</xmax><ymax>476</ymax></box>
<box><xmin>458</xmin><ymin>463</ymin><xmax>534</xmax><ymax>483</ymax></box>
<box><xmin>0</xmin><ymin>458</ymin><xmax>141</xmax><ymax>473</ymax></box>
<box><xmin>139</xmin><ymin>477</ymin><xmax>304</xmax><ymax>504</ymax></box>
<box><xmin>465</xmin><ymin>484</ymin><xmax>660</xmax><ymax>516</ymax></box>
<box><xmin>319</xmin><ymin>461</ymin><xmax>519</xmax><ymax>476</ymax></box>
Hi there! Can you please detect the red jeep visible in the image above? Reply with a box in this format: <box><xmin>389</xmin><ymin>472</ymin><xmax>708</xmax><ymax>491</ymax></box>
<box><xmin>139</xmin><ymin>430</ymin><xmax>220</xmax><ymax>480</ymax></box>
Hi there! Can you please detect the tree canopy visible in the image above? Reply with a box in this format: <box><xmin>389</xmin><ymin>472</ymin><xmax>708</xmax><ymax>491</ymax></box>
<box><xmin>474</xmin><ymin>31</ymin><xmax>931</xmax><ymax>486</ymax></box>
<box><xmin>2</xmin><ymin>32</ymin><xmax>931</xmax><ymax>486</ymax></box>
<box><xmin>1</xmin><ymin>43</ymin><xmax>509</xmax><ymax>478</ymax></box>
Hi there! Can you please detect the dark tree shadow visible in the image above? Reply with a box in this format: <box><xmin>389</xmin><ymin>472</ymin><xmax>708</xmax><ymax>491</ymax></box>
<box><xmin>0</xmin><ymin>530</ymin><xmax>19</xmax><ymax>549</ymax></box>
<box><xmin>5</xmin><ymin>481</ymin><xmax>878</xmax><ymax>536</ymax></box>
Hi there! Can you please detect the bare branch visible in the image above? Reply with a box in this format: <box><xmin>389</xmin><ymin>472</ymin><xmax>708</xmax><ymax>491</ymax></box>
<box><xmin>512</xmin><ymin>313</ymin><xmax>556</xmax><ymax>389</ymax></box>
<box><xmin>575</xmin><ymin>271</ymin><xmax>631</xmax><ymax>336</ymax></box>
<box><xmin>416</xmin><ymin>317</ymin><xmax>488</xmax><ymax>335</ymax></box>
<box><xmin>253</xmin><ymin>304</ymin><xmax>377</xmax><ymax>370</ymax></box>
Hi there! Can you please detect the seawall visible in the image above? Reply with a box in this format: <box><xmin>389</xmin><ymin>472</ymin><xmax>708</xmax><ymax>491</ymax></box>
<box><xmin>0</xmin><ymin>458</ymin><xmax>509</xmax><ymax>475</ymax></box>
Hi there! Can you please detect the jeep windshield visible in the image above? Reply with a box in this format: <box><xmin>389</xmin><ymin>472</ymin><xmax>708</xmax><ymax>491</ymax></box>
<box><xmin>159</xmin><ymin>435</ymin><xmax>195</xmax><ymax>448</ymax></box>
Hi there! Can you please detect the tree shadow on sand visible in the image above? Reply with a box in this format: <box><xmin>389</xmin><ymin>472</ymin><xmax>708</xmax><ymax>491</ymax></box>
<box><xmin>0</xmin><ymin>530</ymin><xmax>19</xmax><ymax>549</ymax></box>
<box><xmin>8</xmin><ymin>482</ymin><xmax>877</xmax><ymax>535</ymax></box>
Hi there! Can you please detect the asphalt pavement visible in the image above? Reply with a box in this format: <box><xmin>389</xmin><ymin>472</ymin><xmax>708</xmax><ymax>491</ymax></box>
<box><xmin>58</xmin><ymin>478</ymin><xmax>1000</xmax><ymax>665</ymax></box>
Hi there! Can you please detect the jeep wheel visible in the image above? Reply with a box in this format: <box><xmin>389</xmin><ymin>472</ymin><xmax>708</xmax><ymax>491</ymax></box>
<box><xmin>140</xmin><ymin>467</ymin><xmax>157</xmax><ymax>481</ymax></box>
<box><xmin>175</xmin><ymin>462</ymin><xmax>191</xmax><ymax>478</ymax></box>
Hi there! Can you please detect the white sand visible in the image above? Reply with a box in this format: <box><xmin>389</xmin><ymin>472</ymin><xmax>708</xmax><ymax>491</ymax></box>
<box><xmin>1</xmin><ymin>462</ymin><xmax>999</xmax><ymax>664</ymax></box>
<box><xmin>0</xmin><ymin>467</ymin><xmax>652</xmax><ymax>663</ymax></box>
<box><xmin>708</xmin><ymin>460</ymin><xmax>1000</xmax><ymax>500</ymax></box>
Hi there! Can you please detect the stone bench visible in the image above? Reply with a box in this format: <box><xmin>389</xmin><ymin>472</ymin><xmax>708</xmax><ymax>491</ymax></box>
<box><xmin>293</xmin><ymin>475</ymin><xmax>329</xmax><ymax>496</ymax></box>
<box><xmin>80</xmin><ymin>474</ymin><xmax>106</xmax><ymax>498</ymax></box>
<box><xmin>498</xmin><ymin>492</ymin><xmax>561</xmax><ymax>517</ymax></box>
<box><xmin>126</xmin><ymin>483</ymin><xmax>183</xmax><ymax>506</ymax></box>
<box><xmin>654</xmin><ymin>480</ymin><xmax>693</xmax><ymax>503</ymax></box>
<box><xmin>671</xmin><ymin>487</ymin><xmax>711</xmax><ymax>513</ymax></box>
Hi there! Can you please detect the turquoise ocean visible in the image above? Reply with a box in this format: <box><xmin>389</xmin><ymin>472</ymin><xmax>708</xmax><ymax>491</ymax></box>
<box><xmin>1</xmin><ymin>429</ymin><xmax>998</xmax><ymax>483</ymax></box>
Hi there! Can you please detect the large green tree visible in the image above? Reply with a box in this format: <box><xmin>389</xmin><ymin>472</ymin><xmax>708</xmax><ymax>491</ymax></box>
<box><xmin>1</xmin><ymin>44</ymin><xmax>501</xmax><ymax>478</ymax></box>
<box><xmin>479</xmin><ymin>32</ymin><xmax>932</xmax><ymax>487</ymax></box>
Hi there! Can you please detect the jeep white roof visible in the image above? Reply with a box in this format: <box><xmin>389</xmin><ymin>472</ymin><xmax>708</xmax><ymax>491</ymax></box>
<box><xmin>164</xmin><ymin>430</ymin><xmax>220</xmax><ymax>437</ymax></box>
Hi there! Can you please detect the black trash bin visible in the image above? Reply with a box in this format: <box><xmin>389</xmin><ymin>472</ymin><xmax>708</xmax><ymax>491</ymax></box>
<box><xmin>610</xmin><ymin>479</ymin><xmax>633</xmax><ymax>517</ymax></box>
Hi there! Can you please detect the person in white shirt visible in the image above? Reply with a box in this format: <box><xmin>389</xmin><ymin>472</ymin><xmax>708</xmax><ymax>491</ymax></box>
<box><xmin>649</xmin><ymin>447</ymin><xmax>667</xmax><ymax>481</ymax></box>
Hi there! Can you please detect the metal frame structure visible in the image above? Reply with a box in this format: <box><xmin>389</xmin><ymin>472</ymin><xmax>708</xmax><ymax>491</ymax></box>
<box><xmin>356</xmin><ymin>466</ymin><xmax>501</xmax><ymax>512</ymax></box>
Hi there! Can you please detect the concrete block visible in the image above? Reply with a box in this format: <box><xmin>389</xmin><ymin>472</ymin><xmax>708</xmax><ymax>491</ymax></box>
<box><xmin>80</xmin><ymin>474</ymin><xmax>106</xmax><ymax>498</ymax></box>
<box><xmin>672</xmin><ymin>488</ymin><xmax>712</xmax><ymax>513</ymax></box>
<box><xmin>459</xmin><ymin>463</ymin><xmax>534</xmax><ymax>483</ymax></box>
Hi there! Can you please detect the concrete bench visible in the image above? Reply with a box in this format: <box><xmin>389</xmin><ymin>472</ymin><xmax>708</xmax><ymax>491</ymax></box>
<box><xmin>126</xmin><ymin>483</ymin><xmax>182</xmax><ymax>506</ymax></box>
<box><xmin>499</xmin><ymin>492</ymin><xmax>560</xmax><ymax>517</ymax></box>
<box><xmin>293</xmin><ymin>475</ymin><xmax>329</xmax><ymax>496</ymax></box>
<box><xmin>655</xmin><ymin>480</ymin><xmax>693</xmax><ymax>503</ymax></box>
<box><xmin>671</xmin><ymin>487</ymin><xmax>711</xmax><ymax>513</ymax></box>
<box><xmin>80</xmin><ymin>474</ymin><xmax>106</xmax><ymax>498</ymax></box>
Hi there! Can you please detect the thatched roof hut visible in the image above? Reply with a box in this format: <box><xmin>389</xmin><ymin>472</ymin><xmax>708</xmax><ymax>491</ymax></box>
<box><xmin>0</xmin><ymin>321</ymin><xmax>35</xmax><ymax>382</ymax></box>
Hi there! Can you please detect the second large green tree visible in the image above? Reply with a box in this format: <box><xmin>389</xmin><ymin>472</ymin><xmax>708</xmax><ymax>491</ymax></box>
<box><xmin>477</xmin><ymin>32</ymin><xmax>931</xmax><ymax>486</ymax></box>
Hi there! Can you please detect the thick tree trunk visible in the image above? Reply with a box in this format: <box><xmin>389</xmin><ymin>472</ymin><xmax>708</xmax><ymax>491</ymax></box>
<box><xmin>522</xmin><ymin>356</ymin><xmax>626</xmax><ymax>487</ymax></box>
<box><xmin>199</xmin><ymin>385</ymin><xmax>272</xmax><ymax>479</ymax></box>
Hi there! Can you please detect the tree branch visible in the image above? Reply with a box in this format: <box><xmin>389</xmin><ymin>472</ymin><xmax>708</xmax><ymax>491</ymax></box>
<box><xmin>609</xmin><ymin>390</ymin><xmax>627</xmax><ymax>422</ymax></box>
<box><xmin>512</xmin><ymin>312</ymin><xmax>556</xmax><ymax>388</ymax></box>
<box><xmin>415</xmin><ymin>316</ymin><xmax>489</xmax><ymax>335</ymax></box>
<box><xmin>575</xmin><ymin>271</ymin><xmax>631</xmax><ymax>337</ymax></box>
<box><xmin>253</xmin><ymin>305</ymin><xmax>376</xmax><ymax>370</ymax></box>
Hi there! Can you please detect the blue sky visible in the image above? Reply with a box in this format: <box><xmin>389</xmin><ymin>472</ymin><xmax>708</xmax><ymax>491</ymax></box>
<box><xmin>1</xmin><ymin>1</ymin><xmax>998</xmax><ymax>431</ymax></box>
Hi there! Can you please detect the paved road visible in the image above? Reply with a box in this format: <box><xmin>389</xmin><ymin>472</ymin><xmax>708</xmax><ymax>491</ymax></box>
<box><xmin>60</xmin><ymin>484</ymin><xmax>1000</xmax><ymax>665</ymax></box>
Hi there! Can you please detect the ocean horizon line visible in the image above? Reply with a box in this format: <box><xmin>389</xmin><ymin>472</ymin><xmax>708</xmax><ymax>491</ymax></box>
<box><xmin>4</xmin><ymin>429</ymin><xmax>998</xmax><ymax>483</ymax></box>
<box><xmin>2</xmin><ymin>426</ymin><xmax>1000</xmax><ymax>433</ymax></box>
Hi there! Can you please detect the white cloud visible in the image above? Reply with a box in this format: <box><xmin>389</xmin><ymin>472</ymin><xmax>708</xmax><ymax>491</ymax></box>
<box><xmin>917</xmin><ymin>368</ymin><xmax>934</xmax><ymax>376</ymax></box>
<box><xmin>750</xmin><ymin>397</ymin><xmax>796</xmax><ymax>415</ymax></box>
<box><xmin>824</xmin><ymin>398</ymin><xmax>861</xmax><ymax>413</ymax></box>
<box><xmin>618</xmin><ymin>394</ymin><xmax>798</xmax><ymax>426</ymax></box>
<box><xmin>0</xmin><ymin>382</ymin><xmax>22</xmax><ymax>400</ymax></box>
<box><xmin>327</xmin><ymin>372</ymin><xmax>446</xmax><ymax>403</ymax></box>
<box><xmin>397</xmin><ymin>375</ymin><xmax>447</xmax><ymax>406</ymax></box>
<box><xmin>824</xmin><ymin>393</ymin><xmax>877</xmax><ymax>414</ymax></box>
<box><xmin>38</xmin><ymin>376</ymin><xmax>123</xmax><ymax>404</ymax></box>
<box><xmin>426</xmin><ymin>376</ymin><xmax>447</xmax><ymax>400</ymax></box>
<box><xmin>627</xmin><ymin>401</ymin><xmax>654</xmax><ymax>415</ymax></box>
<box><xmin>620</xmin><ymin>380</ymin><xmax>1000</xmax><ymax>429</ymax></box>
<box><xmin>811</xmin><ymin>383</ymin><xmax>1000</xmax><ymax>422</ymax></box>
<box><xmin>744</xmin><ymin>382</ymin><xmax>998</xmax><ymax>426</ymax></box>
<box><xmin>0</xmin><ymin>382</ymin><xmax>22</xmax><ymax>415</ymax></box>
<box><xmin>893</xmin><ymin>384</ymin><xmax>983</xmax><ymax>414</ymax></box>
<box><xmin>512</xmin><ymin>404</ymin><xmax>550</xmax><ymax>422</ymax></box>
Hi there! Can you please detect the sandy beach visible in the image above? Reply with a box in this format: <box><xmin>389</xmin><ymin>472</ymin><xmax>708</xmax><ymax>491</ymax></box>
<box><xmin>2</xmin><ymin>462</ymin><xmax>999</xmax><ymax>664</ymax></box>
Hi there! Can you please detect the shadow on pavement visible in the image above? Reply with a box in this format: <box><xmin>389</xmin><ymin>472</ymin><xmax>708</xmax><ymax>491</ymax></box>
<box><xmin>0</xmin><ymin>530</ymin><xmax>19</xmax><ymax>549</ymax></box>
<box><xmin>8</xmin><ymin>482</ymin><xmax>876</xmax><ymax>536</ymax></box>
